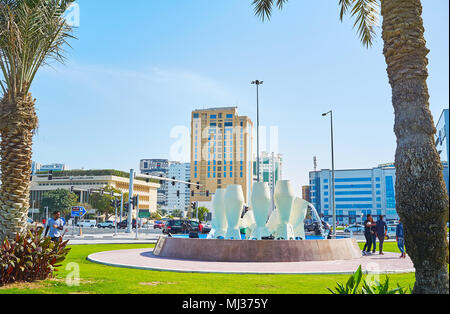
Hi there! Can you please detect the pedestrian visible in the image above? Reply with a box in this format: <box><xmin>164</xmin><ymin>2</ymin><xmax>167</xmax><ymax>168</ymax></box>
<box><xmin>198</xmin><ymin>221</ymin><xmax>203</xmax><ymax>233</ymax></box>
<box><xmin>370</xmin><ymin>216</ymin><xmax>377</xmax><ymax>254</ymax></box>
<box><xmin>375</xmin><ymin>215</ymin><xmax>388</xmax><ymax>255</ymax></box>
<box><xmin>44</xmin><ymin>211</ymin><xmax>65</xmax><ymax>242</ymax></box>
<box><xmin>396</xmin><ymin>219</ymin><xmax>406</xmax><ymax>258</ymax></box>
<box><xmin>362</xmin><ymin>214</ymin><xmax>376</xmax><ymax>255</ymax></box>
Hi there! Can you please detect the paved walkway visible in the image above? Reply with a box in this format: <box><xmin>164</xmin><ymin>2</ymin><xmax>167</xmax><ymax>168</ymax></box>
<box><xmin>87</xmin><ymin>249</ymin><xmax>415</xmax><ymax>275</ymax></box>
<box><xmin>64</xmin><ymin>233</ymin><xmax>159</xmax><ymax>245</ymax></box>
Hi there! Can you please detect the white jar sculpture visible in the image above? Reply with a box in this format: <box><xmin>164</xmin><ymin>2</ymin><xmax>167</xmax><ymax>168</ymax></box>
<box><xmin>249</xmin><ymin>182</ymin><xmax>271</xmax><ymax>240</ymax></box>
<box><xmin>290</xmin><ymin>197</ymin><xmax>308</xmax><ymax>240</ymax></box>
<box><xmin>212</xmin><ymin>189</ymin><xmax>227</xmax><ymax>239</ymax></box>
<box><xmin>224</xmin><ymin>185</ymin><xmax>245</xmax><ymax>240</ymax></box>
<box><xmin>274</xmin><ymin>180</ymin><xmax>295</xmax><ymax>240</ymax></box>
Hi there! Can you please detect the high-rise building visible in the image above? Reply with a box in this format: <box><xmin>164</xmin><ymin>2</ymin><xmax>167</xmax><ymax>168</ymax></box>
<box><xmin>190</xmin><ymin>107</ymin><xmax>253</xmax><ymax>206</ymax></box>
<box><xmin>302</xmin><ymin>185</ymin><xmax>311</xmax><ymax>202</ymax></box>
<box><xmin>167</xmin><ymin>162</ymin><xmax>191</xmax><ymax>213</ymax></box>
<box><xmin>140</xmin><ymin>159</ymin><xmax>170</xmax><ymax>209</ymax></box>
<box><xmin>436</xmin><ymin>109</ymin><xmax>449</xmax><ymax>194</ymax></box>
<box><xmin>253</xmin><ymin>151</ymin><xmax>282</xmax><ymax>192</ymax></box>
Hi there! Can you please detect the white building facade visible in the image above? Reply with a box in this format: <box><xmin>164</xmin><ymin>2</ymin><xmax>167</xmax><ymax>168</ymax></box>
<box><xmin>167</xmin><ymin>162</ymin><xmax>191</xmax><ymax>213</ymax></box>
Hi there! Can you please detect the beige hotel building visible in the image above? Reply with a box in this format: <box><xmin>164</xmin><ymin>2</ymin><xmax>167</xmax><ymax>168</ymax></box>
<box><xmin>190</xmin><ymin>107</ymin><xmax>253</xmax><ymax>204</ymax></box>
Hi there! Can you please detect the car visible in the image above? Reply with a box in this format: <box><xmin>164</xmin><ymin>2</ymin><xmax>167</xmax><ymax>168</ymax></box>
<box><xmin>385</xmin><ymin>225</ymin><xmax>397</xmax><ymax>240</ymax></box>
<box><xmin>304</xmin><ymin>223</ymin><xmax>316</xmax><ymax>232</ymax></box>
<box><xmin>163</xmin><ymin>219</ymin><xmax>200</xmax><ymax>235</ymax></box>
<box><xmin>76</xmin><ymin>220</ymin><xmax>97</xmax><ymax>228</ymax></box>
<box><xmin>344</xmin><ymin>225</ymin><xmax>365</xmax><ymax>233</ymax></box>
<box><xmin>118</xmin><ymin>219</ymin><xmax>136</xmax><ymax>229</ymax></box>
<box><xmin>97</xmin><ymin>221</ymin><xmax>115</xmax><ymax>229</ymax></box>
<box><xmin>153</xmin><ymin>221</ymin><xmax>165</xmax><ymax>229</ymax></box>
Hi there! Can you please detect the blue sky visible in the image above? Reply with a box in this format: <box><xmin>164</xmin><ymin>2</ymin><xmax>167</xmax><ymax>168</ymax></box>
<box><xmin>30</xmin><ymin>0</ymin><xmax>449</xmax><ymax>192</ymax></box>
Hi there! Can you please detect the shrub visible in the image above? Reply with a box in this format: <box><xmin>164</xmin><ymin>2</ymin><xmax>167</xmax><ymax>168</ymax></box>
<box><xmin>327</xmin><ymin>265</ymin><xmax>410</xmax><ymax>294</ymax></box>
<box><xmin>0</xmin><ymin>229</ymin><xmax>71</xmax><ymax>287</ymax></box>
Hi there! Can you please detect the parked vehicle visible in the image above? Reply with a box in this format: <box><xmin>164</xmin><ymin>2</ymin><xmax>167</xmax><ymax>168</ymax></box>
<box><xmin>118</xmin><ymin>219</ymin><xmax>136</xmax><ymax>229</ymax></box>
<box><xmin>97</xmin><ymin>221</ymin><xmax>115</xmax><ymax>229</ymax></box>
<box><xmin>344</xmin><ymin>225</ymin><xmax>365</xmax><ymax>233</ymax></box>
<box><xmin>304</xmin><ymin>223</ymin><xmax>316</xmax><ymax>232</ymax></box>
<box><xmin>76</xmin><ymin>220</ymin><xmax>97</xmax><ymax>228</ymax></box>
<box><xmin>27</xmin><ymin>218</ymin><xmax>44</xmax><ymax>231</ymax></box>
<box><xmin>385</xmin><ymin>225</ymin><xmax>397</xmax><ymax>240</ymax></box>
<box><xmin>153</xmin><ymin>221</ymin><xmax>165</xmax><ymax>229</ymax></box>
<box><xmin>163</xmin><ymin>219</ymin><xmax>200</xmax><ymax>235</ymax></box>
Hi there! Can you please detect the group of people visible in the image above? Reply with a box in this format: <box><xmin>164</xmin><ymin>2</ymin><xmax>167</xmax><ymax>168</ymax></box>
<box><xmin>362</xmin><ymin>214</ymin><xmax>406</xmax><ymax>258</ymax></box>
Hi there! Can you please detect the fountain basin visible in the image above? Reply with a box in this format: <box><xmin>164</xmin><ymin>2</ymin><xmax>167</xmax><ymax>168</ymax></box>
<box><xmin>153</xmin><ymin>237</ymin><xmax>361</xmax><ymax>263</ymax></box>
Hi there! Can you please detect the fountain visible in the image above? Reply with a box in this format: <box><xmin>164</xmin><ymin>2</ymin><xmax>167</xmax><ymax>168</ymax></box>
<box><xmin>154</xmin><ymin>182</ymin><xmax>361</xmax><ymax>262</ymax></box>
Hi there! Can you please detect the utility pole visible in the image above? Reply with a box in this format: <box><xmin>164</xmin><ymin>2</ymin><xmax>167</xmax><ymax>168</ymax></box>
<box><xmin>322</xmin><ymin>110</ymin><xmax>336</xmax><ymax>237</ymax></box>
<box><xmin>127</xmin><ymin>169</ymin><xmax>134</xmax><ymax>233</ymax></box>
<box><xmin>252</xmin><ymin>80</ymin><xmax>264</xmax><ymax>182</ymax></box>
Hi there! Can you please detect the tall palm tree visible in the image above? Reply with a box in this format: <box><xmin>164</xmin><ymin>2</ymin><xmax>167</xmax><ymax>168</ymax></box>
<box><xmin>251</xmin><ymin>0</ymin><xmax>449</xmax><ymax>294</ymax></box>
<box><xmin>0</xmin><ymin>0</ymin><xmax>74</xmax><ymax>241</ymax></box>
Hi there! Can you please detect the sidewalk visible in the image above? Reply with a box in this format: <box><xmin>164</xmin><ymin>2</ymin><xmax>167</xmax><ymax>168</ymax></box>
<box><xmin>64</xmin><ymin>232</ymin><xmax>160</xmax><ymax>245</ymax></box>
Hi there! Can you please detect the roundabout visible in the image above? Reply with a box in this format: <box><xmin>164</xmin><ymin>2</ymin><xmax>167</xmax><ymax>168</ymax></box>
<box><xmin>87</xmin><ymin>246</ymin><xmax>415</xmax><ymax>275</ymax></box>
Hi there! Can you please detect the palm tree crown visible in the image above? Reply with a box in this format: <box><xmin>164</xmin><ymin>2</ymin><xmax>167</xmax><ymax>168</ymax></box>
<box><xmin>252</xmin><ymin>0</ymin><xmax>379</xmax><ymax>47</ymax></box>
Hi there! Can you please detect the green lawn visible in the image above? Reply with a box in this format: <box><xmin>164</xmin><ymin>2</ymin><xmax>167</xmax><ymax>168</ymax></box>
<box><xmin>0</xmin><ymin>242</ymin><xmax>414</xmax><ymax>294</ymax></box>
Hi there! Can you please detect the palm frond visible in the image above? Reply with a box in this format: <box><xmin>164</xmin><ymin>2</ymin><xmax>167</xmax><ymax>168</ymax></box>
<box><xmin>252</xmin><ymin>0</ymin><xmax>288</xmax><ymax>22</ymax></box>
<box><xmin>0</xmin><ymin>0</ymin><xmax>75</xmax><ymax>99</ymax></box>
<box><xmin>350</xmin><ymin>0</ymin><xmax>380</xmax><ymax>48</ymax></box>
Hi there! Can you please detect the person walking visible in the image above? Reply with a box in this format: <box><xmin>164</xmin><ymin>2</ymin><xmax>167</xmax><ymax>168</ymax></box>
<box><xmin>375</xmin><ymin>215</ymin><xmax>388</xmax><ymax>255</ymax></box>
<box><xmin>44</xmin><ymin>210</ymin><xmax>65</xmax><ymax>242</ymax></box>
<box><xmin>362</xmin><ymin>214</ymin><xmax>376</xmax><ymax>255</ymax></box>
<box><xmin>396</xmin><ymin>220</ymin><xmax>406</xmax><ymax>258</ymax></box>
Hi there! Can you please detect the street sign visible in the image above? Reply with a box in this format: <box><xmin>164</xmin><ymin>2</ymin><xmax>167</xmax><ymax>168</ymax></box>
<box><xmin>71</xmin><ymin>206</ymin><xmax>87</xmax><ymax>218</ymax></box>
<box><xmin>138</xmin><ymin>209</ymin><xmax>150</xmax><ymax>219</ymax></box>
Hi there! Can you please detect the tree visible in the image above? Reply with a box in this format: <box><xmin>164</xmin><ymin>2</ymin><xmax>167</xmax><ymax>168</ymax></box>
<box><xmin>171</xmin><ymin>209</ymin><xmax>183</xmax><ymax>218</ymax></box>
<box><xmin>251</xmin><ymin>0</ymin><xmax>449</xmax><ymax>294</ymax></box>
<box><xmin>40</xmin><ymin>189</ymin><xmax>78</xmax><ymax>218</ymax></box>
<box><xmin>196</xmin><ymin>207</ymin><xmax>210</xmax><ymax>222</ymax></box>
<box><xmin>88</xmin><ymin>185</ymin><xmax>121</xmax><ymax>221</ymax></box>
<box><xmin>0</xmin><ymin>0</ymin><xmax>75</xmax><ymax>242</ymax></box>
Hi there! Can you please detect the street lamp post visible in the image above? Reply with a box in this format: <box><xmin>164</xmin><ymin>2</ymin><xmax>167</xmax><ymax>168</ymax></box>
<box><xmin>251</xmin><ymin>80</ymin><xmax>264</xmax><ymax>182</ymax></box>
<box><xmin>322</xmin><ymin>110</ymin><xmax>336</xmax><ymax>237</ymax></box>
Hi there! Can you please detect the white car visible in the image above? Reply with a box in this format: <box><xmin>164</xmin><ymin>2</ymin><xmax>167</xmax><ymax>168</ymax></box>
<box><xmin>386</xmin><ymin>225</ymin><xmax>397</xmax><ymax>240</ymax></box>
<box><xmin>77</xmin><ymin>220</ymin><xmax>97</xmax><ymax>228</ymax></box>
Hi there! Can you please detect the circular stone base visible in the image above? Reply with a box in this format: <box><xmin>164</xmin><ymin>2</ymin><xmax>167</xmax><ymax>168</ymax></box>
<box><xmin>87</xmin><ymin>249</ymin><xmax>415</xmax><ymax>275</ymax></box>
<box><xmin>152</xmin><ymin>237</ymin><xmax>362</xmax><ymax>262</ymax></box>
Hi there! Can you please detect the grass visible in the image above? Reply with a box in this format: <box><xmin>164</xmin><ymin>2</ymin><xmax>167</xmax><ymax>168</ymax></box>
<box><xmin>0</xmin><ymin>242</ymin><xmax>415</xmax><ymax>294</ymax></box>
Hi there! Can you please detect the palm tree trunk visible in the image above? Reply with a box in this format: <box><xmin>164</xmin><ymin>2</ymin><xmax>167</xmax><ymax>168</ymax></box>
<box><xmin>0</xmin><ymin>94</ymin><xmax>37</xmax><ymax>242</ymax></box>
<box><xmin>381</xmin><ymin>0</ymin><xmax>449</xmax><ymax>294</ymax></box>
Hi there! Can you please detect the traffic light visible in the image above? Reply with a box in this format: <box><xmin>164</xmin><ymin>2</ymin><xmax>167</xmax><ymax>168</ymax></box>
<box><xmin>191</xmin><ymin>202</ymin><xmax>196</xmax><ymax>210</ymax></box>
<box><xmin>70</xmin><ymin>186</ymin><xmax>74</xmax><ymax>192</ymax></box>
<box><xmin>196</xmin><ymin>182</ymin><xmax>200</xmax><ymax>190</ymax></box>
<box><xmin>48</xmin><ymin>170</ymin><xmax>53</xmax><ymax>181</ymax></box>
<box><xmin>191</xmin><ymin>190</ymin><xmax>195</xmax><ymax>197</ymax></box>
<box><xmin>177</xmin><ymin>190</ymin><xmax>180</xmax><ymax>198</ymax></box>
<box><xmin>172</xmin><ymin>177</ymin><xmax>176</xmax><ymax>186</ymax></box>
<box><xmin>131</xmin><ymin>195</ymin><xmax>139</xmax><ymax>209</ymax></box>
<box><xmin>110</xmin><ymin>199</ymin><xmax>116</xmax><ymax>207</ymax></box>
<box><xmin>206</xmin><ymin>190</ymin><xmax>209</xmax><ymax>197</ymax></box>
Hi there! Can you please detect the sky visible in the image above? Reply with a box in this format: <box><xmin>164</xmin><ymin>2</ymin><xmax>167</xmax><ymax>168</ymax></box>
<box><xmin>29</xmin><ymin>0</ymin><xmax>449</xmax><ymax>193</ymax></box>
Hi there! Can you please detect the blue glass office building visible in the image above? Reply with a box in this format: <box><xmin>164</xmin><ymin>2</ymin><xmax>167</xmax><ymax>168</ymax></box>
<box><xmin>436</xmin><ymin>109</ymin><xmax>449</xmax><ymax>194</ymax></box>
<box><xmin>309</xmin><ymin>161</ymin><xmax>449</xmax><ymax>224</ymax></box>
<box><xmin>309</xmin><ymin>164</ymin><xmax>399</xmax><ymax>224</ymax></box>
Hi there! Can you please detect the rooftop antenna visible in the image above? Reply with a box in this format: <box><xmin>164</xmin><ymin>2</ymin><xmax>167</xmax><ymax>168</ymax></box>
<box><xmin>313</xmin><ymin>156</ymin><xmax>317</xmax><ymax>172</ymax></box>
